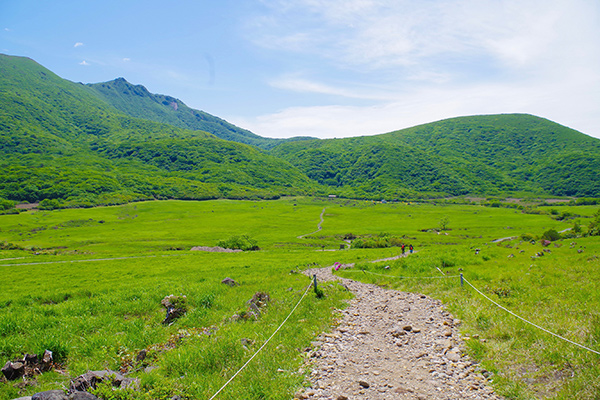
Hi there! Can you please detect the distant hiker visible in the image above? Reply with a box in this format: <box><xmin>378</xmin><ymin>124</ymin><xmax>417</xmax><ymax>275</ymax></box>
<box><xmin>409</xmin><ymin>244</ymin><xmax>414</xmax><ymax>253</ymax></box>
<box><xmin>401</xmin><ymin>244</ymin><xmax>406</xmax><ymax>254</ymax></box>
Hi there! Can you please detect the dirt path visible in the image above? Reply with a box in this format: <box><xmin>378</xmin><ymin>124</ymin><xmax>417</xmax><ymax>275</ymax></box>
<box><xmin>298</xmin><ymin>208</ymin><xmax>327</xmax><ymax>239</ymax></box>
<box><xmin>299</xmin><ymin>266</ymin><xmax>502</xmax><ymax>400</ymax></box>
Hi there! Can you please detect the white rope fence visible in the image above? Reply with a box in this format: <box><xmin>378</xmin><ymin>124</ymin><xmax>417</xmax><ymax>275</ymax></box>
<box><xmin>462</xmin><ymin>275</ymin><xmax>600</xmax><ymax>356</ymax></box>
<box><xmin>344</xmin><ymin>269</ymin><xmax>460</xmax><ymax>279</ymax></box>
<box><xmin>341</xmin><ymin>265</ymin><xmax>600</xmax><ymax>356</ymax></box>
<box><xmin>0</xmin><ymin>254</ymin><xmax>183</xmax><ymax>267</ymax></box>
<box><xmin>208</xmin><ymin>280</ymin><xmax>314</xmax><ymax>400</ymax></box>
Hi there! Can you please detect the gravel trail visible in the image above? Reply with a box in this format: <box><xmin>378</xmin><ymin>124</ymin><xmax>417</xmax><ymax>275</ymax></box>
<box><xmin>299</xmin><ymin>266</ymin><xmax>502</xmax><ymax>400</ymax></box>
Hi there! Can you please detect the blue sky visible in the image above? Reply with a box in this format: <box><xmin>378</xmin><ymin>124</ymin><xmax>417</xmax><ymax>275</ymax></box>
<box><xmin>1</xmin><ymin>0</ymin><xmax>599</xmax><ymax>139</ymax></box>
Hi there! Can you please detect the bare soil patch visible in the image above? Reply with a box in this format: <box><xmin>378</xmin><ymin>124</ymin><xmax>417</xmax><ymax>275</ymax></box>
<box><xmin>189</xmin><ymin>246</ymin><xmax>242</xmax><ymax>253</ymax></box>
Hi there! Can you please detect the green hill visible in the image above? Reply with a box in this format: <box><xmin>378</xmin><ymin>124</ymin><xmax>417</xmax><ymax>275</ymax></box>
<box><xmin>2</xmin><ymin>53</ymin><xmax>599</xmax><ymax>206</ymax></box>
<box><xmin>86</xmin><ymin>78</ymin><xmax>313</xmax><ymax>150</ymax></box>
<box><xmin>270</xmin><ymin>114</ymin><xmax>600</xmax><ymax>198</ymax></box>
<box><xmin>0</xmin><ymin>54</ymin><xmax>319</xmax><ymax>206</ymax></box>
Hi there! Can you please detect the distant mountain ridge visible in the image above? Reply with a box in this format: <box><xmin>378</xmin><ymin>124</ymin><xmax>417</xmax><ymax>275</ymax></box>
<box><xmin>0</xmin><ymin>54</ymin><xmax>319</xmax><ymax>206</ymax></box>
<box><xmin>86</xmin><ymin>78</ymin><xmax>313</xmax><ymax>150</ymax></box>
<box><xmin>270</xmin><ymin>114</ymin><xmax>600</xmax><ymax>198</ymax></box>
<box><xmin>1</xmin><ymin>52</ymin><xmax>599</xmax><ymax>206</ymax></box>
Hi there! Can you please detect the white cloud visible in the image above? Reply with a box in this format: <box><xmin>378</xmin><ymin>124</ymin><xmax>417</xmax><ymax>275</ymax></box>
<box><xmin>79</xmin><ymin>60</ymin><xmax>90</xmax><ymax>66</ymax></box>
<box><xmin>269</xmin><ymin>75</ymin><xmax>395</xmax><ymax>100</ymax></box>
<box><xmin>232</xmin><ymin>73</ymin><xmax>600</xmax><ymax>139</ymax></box>
<box><xmin>74</xmin><ymin>42</ymin><xmax>84</xmax><ymax>48</ymax></box>
<box><xmin>252</xmin><ymin>0</ymin><xmax>597</xmax><ymax>73</ymax></box>
<box><xmin>122</xmin><ymin>58</ymin><xmax>131</xmax><ymax>62</ymax></box>
<box><xmin>241</xmin><ymin>0</ymin><xmax>600</xmax><ymax>139</ymax></box>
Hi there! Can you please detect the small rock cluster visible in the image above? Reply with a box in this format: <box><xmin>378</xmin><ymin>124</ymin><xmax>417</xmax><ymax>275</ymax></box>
<box><xmin>299</xmin><ymin>266</ymin><xmax>503</xmax><ymax>400</ymax></box>
<box><xmin>5</xmin><ymin>369</ymin><xmax>138</xmax><ymax>400</ymax></box>
<box><xmin>2</xmin><ymin>350</ymin><xmax>54</xmax><ymax>381</ymax></box>
<box><xmin>70</xmin><ymin>369</ymin><xmax>139</xmax><ymax>392</ymax></box>
<box><xmin>231</xmin><ymin>291</ymin><xmax>271</xmax><ymax>321</ymax></box>
<box><xmin>161</xmin><ymin>294</ymin><xmax>187</xmax><ymax>324</ymax></box>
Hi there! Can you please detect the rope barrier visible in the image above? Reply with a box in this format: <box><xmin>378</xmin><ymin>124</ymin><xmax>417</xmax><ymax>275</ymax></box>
<box><xmin>345</xmin><ymin>265</ymin><xmax>600</xmax><ymax>356</ymax></box>
<box><xmin>343</xmin><ymin>269</ymin><xmax>459</xmax><ymax>279</ymax></box>
<box><xmin>208</xmin><ymin>281</ymin><xmax>314</xmax><ymax>400</ymax></box>
<box><xmin>462</xmin><ymin>276</ymin><xmax>600</xmax><ymax>356</ymax></box>
<box><xmin>0</xmin><ymin>254</ymin><xmax>183</xmax><ymax>267</ymax></box>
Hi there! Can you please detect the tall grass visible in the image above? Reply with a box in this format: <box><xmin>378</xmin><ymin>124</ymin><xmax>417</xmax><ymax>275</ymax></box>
<box><xmin>1</xmin><ymin>198</ymin><xmax>599</xmax><ymax>399</ymax></box>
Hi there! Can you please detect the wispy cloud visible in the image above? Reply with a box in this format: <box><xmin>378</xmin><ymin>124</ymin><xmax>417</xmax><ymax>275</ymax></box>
<box><xmin>252</xmin><ymin>0</ymin><xmax>597</xmax><ymax>75</ymax></box>
<box><xmin>79</xmin><ymin>60</ymin><xmax>90</xmax><ymax>66</ymax></box>
<box><xmin>269</xmin><ymin>75</ymin><xmax>396</xmax><ymax>100</ymax></box>
<box><xmin>74</xmin><ymin>42</ymin><xmax>84</xmax><ymax>48</ymax></box>
<box><xmin>236</xmin><ymin>70</ymin><xmax>600</xmax><ymax>139</ymax></box>
<box><xmin>241</xmin><ymin>0</ymin><xmax>600</xmax><ymax>138</ymax></box>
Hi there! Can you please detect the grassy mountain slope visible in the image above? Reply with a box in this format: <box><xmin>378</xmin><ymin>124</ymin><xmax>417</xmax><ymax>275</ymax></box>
<box><xmin>87</xmin><ymin>78</ymin><xmax>313</xmax><ymax>150</ymax></box>
<box><xmin>0</xmin><ymin>54</ymin><xmax>318</xmax><ymax>205</ymax></box>
<box><xmin>271</xmin><ymin>114</ymin><xmax>600</xmax><ymax>198</ymax></box>
<box><xmin>2</xmin><ymin>53</ymin><xmax>599</xmax><ymax>203</ymax></box>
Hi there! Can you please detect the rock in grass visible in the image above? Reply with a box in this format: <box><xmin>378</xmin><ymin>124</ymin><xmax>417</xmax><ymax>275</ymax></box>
<box><xmin>161</xmin><ymin>295</ymin><xmax>187</xmax><ymax>324</ymax></box>
<box><xmin>41</xmin><ymin>350</ymin><xmax>53</xmax><ymax>371</ymax></box>
<box><xmin>68</xmin><ymin>392</ymin><xmax>98</xmax><ymax>400</ymax></box>
<box><xmin>248</xmin><ymin>292</ymin><xmax>270</xmax><ymax>308</ymax></box>
<box><xmin>31</xmin><ymin>391</ymin><xmax>68</xmax><ymax>400</ymax></box>
<box><xmin>23</xmin><ymin>354</ymin><xmax>39</xmax><ymax>365</ymax></box>
<box><xmin>136</xmin><ymin>349</ymin><xmax>147</xmax><ymax>362</ymax></box>
<box><xmin>221</xmin><ymin>277</ymin><xmax>238</xmax><ymax>286</ymax></box>
<box><xmin>2</xmin><ymin>360</ymin><xmax>25</xmax><ymax>380</ymax></box>
<box><xmin>70</xmin><ymin>370</ymin><xmax>132</xmax><ymax>392</ymax></box>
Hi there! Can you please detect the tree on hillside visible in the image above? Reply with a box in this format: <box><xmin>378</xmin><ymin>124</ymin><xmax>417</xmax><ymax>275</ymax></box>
<box><xmin>587</xmin><ymin>209</ymin><xmax>600</xmax><ymax>236</ymax></box>
<box><xmin>439</xmin><ymin>216</ymin><xmax>450</xmax><ymax>231</ymax></box>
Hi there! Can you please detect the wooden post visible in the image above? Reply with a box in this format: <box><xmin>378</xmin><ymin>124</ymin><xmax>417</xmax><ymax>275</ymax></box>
<box><xmin>313</xmin><ymin>274</ymin><xmax>318</xmax><ymax>294</ymax></box>
<box><xmin>460</xmin><ymin>273</ymin><xmax>464</xmax><ymax>287</ymax></box>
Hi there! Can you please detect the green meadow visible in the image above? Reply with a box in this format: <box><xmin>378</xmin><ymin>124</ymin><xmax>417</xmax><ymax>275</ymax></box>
<box><xmin>1</xmin><ymin>198</ymin><xmax>599</xmax><ymax>399</ymax></box>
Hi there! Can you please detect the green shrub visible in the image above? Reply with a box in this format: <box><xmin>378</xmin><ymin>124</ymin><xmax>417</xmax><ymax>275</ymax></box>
<box><xmin>350</xmin><ymin>234</ymin><xmax>404</xmax><ymax>249</ymax></box>
<box><xmin>216</xmin><ymin>234</ymin><xmax>259</xmax><ymax>251</ymax></box>
<box><xmin>38</xmin><ymin>198</ymin><xmax>62</xmax><ymax>210</ymax></box>
<box><xmin>520</xmin><ymin>233</ymin><xmax>536</xmax><ymax>241</ymax></box>
<box><xmin>541</xmin><ymin>229</ymin><xmax>561</xmax><ymax>241</ymax></box>
<box><xmin>0</xmin><ymin>198</ymin><xmax>15</xmax><ymax>211</ymax></box>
